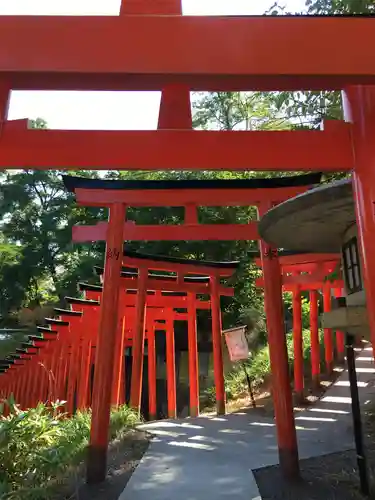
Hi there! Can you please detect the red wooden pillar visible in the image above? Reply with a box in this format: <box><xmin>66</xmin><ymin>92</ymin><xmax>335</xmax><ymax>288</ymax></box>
<box><xmin>86</xmin><ymin>203</ymin><xmax>126</xmax><ymax>484</ymax></box>
<box><xmin>210</xmin><ymin>275</ymin><xmax>225</xmax><ymax>416</ymax></box>
<box><xmin>120</xmin><ymin>0</ymin><xmax>182</xmax><ymax>15</ymax></box>
<box><xmin>78</xmin><ymin>337</ymin><xmax>92</xmax><ymax>410</ymax></box>
<box><xmin>56</xmin><ymin>328</ymin><xmax>70</xmax><ymax>402</ymax></box>
<box><xmin>24</xmin><ymin>359</ymin><xmax>35</xmax><ymax>408</ymax></box>
<box><xmin>118</xmin><ymin>316</ymin><xmax>126</xmax><ymax>406</ymax></box>
<box><xmin>13</xmin><ymin>363</ymin><xmax>22</xmax><ymax>401</ymax></box>
<box><xmin>35</xmin><ymin>343</ymin><xmax>48</xmax><ymax>405</ymax></box>
<box><xmin>343</xmin><ymin>87</ymin><xmax>375</xmax><ymax>359</ymax></box>
<box><xmin>111</xmin><ymin>312</ymin><xmax>126</xmax><ymax>407</ymax></box>
<box><xmin>310</xmin><ymin>290</ymin><xmax>320</xmax><ymax>389</ymax></box>
<box><xmin>258</xmin><ymin>203</ymin><xmax>299</xmax><ymax>479</ymax></box>
<box><xmin>292</xmin><ymin>286</ymin><xmax>304</xmax><ymax>402</ymax></box>
<box><xmin>21</xmin><ymin>350</ymin><xmax>37</xmax><ymax>407</ymax></box>
<box><xmin>130</xmin><ymin>267</ymin><xmax>147</xmax><ymax>413</ymax></box>
<box><xmin>323</xmin><ymin>283</ymin><xmax>334</xmax><ymax>375</ymax></box>
<box><xmin>148</xmin><ymin>322</ymin><xmax>157</xmax><ymax>421</ymax></box>
<box><xmin>16</xmin><ymin>365</ymin><xmax>25</xmax><ymax>407</ymax></box>
<box><xmin>34</xmin><ymin>342</ymin><xmax>48</xmax><ymax>404</ymax></box>
<box><xmin>66</xmin><ymin>320</ymin><xmax>80</xmax><ymax>415</ymax></box>
<box><xmin>40</xmin><ymin>331</ymin><xmax>58</xmax><ymax>403</ymax></box>
<box><xmin>166</xmin><ymin>310</ymin><xmax>177</xmax><ymax>419</ymax></box>
<box><xmin>187</xmin><ymin>292</ymin><xmax>199</xmax><ymax>417</ymax></box>
<box><xmin>88</xmin><ymin>347</ymin><xmax>96</xmax><ymax>407</ymax></box>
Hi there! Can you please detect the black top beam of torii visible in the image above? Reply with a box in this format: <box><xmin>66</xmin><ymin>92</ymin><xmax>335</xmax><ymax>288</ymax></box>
<box><xmin>62</xmin><ymin>172</ymin><xmax>323</xmax><ymax>193</ymax></box>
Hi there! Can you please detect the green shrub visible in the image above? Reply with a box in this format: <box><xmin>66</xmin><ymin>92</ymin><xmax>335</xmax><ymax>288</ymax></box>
<box><xmin>0</xmin><ymin>397</ymin><xmax>140</xmax><ymax>499</ymax></box>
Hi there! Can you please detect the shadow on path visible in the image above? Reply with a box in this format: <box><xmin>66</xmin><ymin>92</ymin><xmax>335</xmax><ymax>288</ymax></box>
<box><xmin>119</xmin><ymin>345</ymin><xmax>375</xmax><ymax>500</ymax></box>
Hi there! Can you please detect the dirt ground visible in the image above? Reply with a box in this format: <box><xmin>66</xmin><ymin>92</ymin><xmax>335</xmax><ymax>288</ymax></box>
<box><xmin>254</xmin><ymin>405</ymin><xmax>375</xmax><ymax>500</ymax></box>
<box><xmin>203</xmin><ymin>361</ymin><xmax>346</xmax><ymax>419</ymax></box>
<box><xmin>55</xmin><ymin>430</ymin><xmax>150</xmax><ymax>500</ymax></box>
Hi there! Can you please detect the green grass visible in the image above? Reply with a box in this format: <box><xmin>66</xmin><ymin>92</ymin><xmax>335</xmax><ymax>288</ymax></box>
<box><xmin>0</xmin><ymin>397</ymin><xmax>141</xmax><ymax>500</ymax></box>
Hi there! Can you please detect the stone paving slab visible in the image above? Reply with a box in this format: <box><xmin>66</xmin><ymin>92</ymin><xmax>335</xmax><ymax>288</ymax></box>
<box><xmin>119</xmin><ymin>345</ymin><xmax>375</xmax><ymax>500</ymax></box>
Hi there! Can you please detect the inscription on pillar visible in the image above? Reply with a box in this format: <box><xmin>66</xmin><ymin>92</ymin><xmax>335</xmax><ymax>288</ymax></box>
<box><xmin>263</xmin><ymin>248</ymin><xmax>278</xmax><ymax>259</ymax></box>
<box><xmin>106</xmin><ymin>248</ymin><xmax>120</xmax><ymax>261</ymax></box>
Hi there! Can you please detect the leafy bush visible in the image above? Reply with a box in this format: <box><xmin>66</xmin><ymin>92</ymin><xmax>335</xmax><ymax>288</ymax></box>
<box><xmin>0</xmin><ymin>396</ymin><xmax>140</xmax><ymax>499</ymax></box>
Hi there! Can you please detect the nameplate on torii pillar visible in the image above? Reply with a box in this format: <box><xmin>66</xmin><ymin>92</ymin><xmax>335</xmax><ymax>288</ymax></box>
<box><xmin>263</xmin><ymin>247</ymin><xmax>278</xmax><ymax>260</ymax></box>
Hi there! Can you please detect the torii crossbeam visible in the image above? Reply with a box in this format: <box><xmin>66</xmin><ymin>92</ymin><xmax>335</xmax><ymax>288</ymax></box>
<box><xmin>0</xmin><ymin>16</ymin><xmax>375</xmax><ymax>91</ymax></box>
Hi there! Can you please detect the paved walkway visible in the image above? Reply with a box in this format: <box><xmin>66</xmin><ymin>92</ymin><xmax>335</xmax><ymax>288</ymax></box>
<box><xmin>119</xmin><ymin>346</ymin><xmax>375</xmax><ymax>500</ymax></box>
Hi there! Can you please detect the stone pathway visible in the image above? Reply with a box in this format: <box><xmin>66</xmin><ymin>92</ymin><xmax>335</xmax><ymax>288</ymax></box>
<box><xmin>119</xmin><ymin>346</ymin><xmax>375</xmax><ymax>500</ymax></box>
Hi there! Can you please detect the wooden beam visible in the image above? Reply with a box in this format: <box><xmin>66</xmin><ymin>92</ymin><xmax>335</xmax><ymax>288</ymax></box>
<box><xmin>254</xmin><ymin>254</ymin><xmax>341</xmax><ymax>267</ymax></box>
<box><xmin>123</xmin><ymin>255</ymin><xmax>236</xmax><ymax>278</ymax></box>
<box><xmin>116</xmin><ymin>276</ymin><xmax>234</xmax><ymax>296</ymax></box>
<box><xmin>120</xmin><ymin>296</ymin><xmax>211</xmax><ymax>309</ymax></box>
<box><xmin>256</xmin><ymin>277</ymin><xmax>344</xmax><ymax>289</ymax></box>
<box><xmin>73</xmin><ymin>222</ymin><xmax>259</xmax><ymax>241</ymax></box>
<box><xmin>84</xmin><ymin>288</ymin><xmax>211</xmax><ymax>309</ymax></box>
<box><xmin>1</xmin><ymin>16</ymin><xmax>375</xmax><ymax>90</ymax></box>
<box><xmin>0</xmin><ymin>126</ymin><xmax>353</xmax><ymax>172</ymax></box>
<box><xmin>281</xmin><ymin>262</ymin><xmax>339</xmax><ymax>274</ymax></box>
<box><xmin>73</xmin><ymin>185</ymin><xmax>319</xmax><ymax>207</ymax></box>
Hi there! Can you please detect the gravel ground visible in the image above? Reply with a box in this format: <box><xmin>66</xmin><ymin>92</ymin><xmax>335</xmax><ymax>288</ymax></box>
<box><xmin>254</xmin><ymin>407</ymin><xmax>375</xmax><ymax>500</ymax></box>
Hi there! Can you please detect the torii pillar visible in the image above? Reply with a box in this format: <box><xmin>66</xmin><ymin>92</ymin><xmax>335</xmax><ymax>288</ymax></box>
<box><xmin>86</xmin><ymin>203</ymin><xmax>125</xmax><ymax>483</ymax></box>
<box><xmin>343</xmin><ymin>87</ymin><xmax>375</xmax><ymax>359</ymax></box>
<box><xmin>258</xmin><ymin>203</ymin><xmax>299</xmax><ymax>479</ymax></box>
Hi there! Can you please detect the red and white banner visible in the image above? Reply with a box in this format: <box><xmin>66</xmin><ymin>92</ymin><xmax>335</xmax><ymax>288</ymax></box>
<box><xmin>223</xmin><ymin>325</ymin><xmax>249</xmax><ymax>362</ymax></box>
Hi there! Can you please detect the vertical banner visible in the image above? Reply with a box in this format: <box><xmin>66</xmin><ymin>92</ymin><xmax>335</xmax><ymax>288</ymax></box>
<box><xmin>223</xmin><ymin>326</ymin><xmax>249</xmax><ymax>362</ymax></box>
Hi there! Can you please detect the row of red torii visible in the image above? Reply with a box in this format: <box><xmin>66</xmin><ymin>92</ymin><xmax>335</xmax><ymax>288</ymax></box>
<box><xmin>0</xmin><ymin>249</ymin><xmax>345</xmax><ymax>416</ymax></box>
<box><xmin>0</xmin><ymin>251</ymin><xmax>237</xmax><ymax>419</ymax></box>
<box><xmin>0</xmin><ymin>174</ymin><xmax>346</xmax><ymax>481</ymax></box>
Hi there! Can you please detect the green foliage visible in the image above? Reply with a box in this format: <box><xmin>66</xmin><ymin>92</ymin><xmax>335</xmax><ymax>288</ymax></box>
<box><xmin>204</xmin><ymin>329</ymin><xmax>326</xmax><ymax>404</ymax></box>
<box><xmin>239</xmin><ymin>307</ymin><xmax>268</xmax><ymax>351</ymax></box>
<box><xmin>324</xmin><ymin>262</ymin><xmax>342</xmax><ymax>283</ymax></box>
<box><xmin>0</xmin><ymin>168</ymin><xmax>103</xmax><ymax>307</ymax></box>
<box><xmin>0</xmin><ymin>398</ymin><xmax>140</xmax><ymax>499</ymax></box>
<box><xmin>193</xmin><ymin>91</ymin><xmax>291</xmax><ymax>131</ymax></box>
<box><xmin>0</xmin><ymin>240</ymin><xmax>26</xmax><ymax>325</ymax></box>
<box><xmin>283</xmin><ymin>292</ymin><xmax>311</xmax><ymax>330</ymax></box>
<box><xmin>305</xmin><ymin>0</ymin><xmax>375</xmax><ymax>14</ymax></box>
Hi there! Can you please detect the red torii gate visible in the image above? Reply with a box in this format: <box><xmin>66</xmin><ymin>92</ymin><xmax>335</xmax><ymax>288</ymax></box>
<box><xmin>64</xmin><ymin>172</ymin><xmax>321</xmax><ymax>481</ymax></box>
<box><xmin>0</xmin><ymin>245</ymin><xmax>237</xmax><ymax>415</ymax></box>
<box><xmin>1</xmin><ymin>284</ymin><xmax>214</xmax><ymax>417</ymax></box>
<box><xmin>79</xmin><ymin>282</ymin><xmax>213</xmax><ymax>416</ymax></box>
<box><xmin>254</xmin><ymin>252</ymin><xmax>345</xmax><ymax>401</ymax></box>
<box><xmin>76</xmin><ymin>258</ymin><xmax>235</xmax><ymax>418</ymax></box>
<box><xmin>3</xmin><ymin>0</ymin><xmax>375</xmax><ymax>486</ymax></box>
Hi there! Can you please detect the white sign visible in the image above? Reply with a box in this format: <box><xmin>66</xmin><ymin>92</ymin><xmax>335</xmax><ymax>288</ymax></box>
<box><xmin>223</xmin><ymin>325</ymin><xmax>249</xmax><ymax>362</ymax></box>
